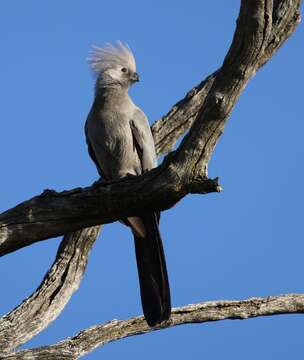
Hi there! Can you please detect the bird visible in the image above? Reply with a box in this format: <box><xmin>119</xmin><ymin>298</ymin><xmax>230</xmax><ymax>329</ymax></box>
<box><xmin>85</xmin><ymin>41</ymin><xmax>171</xmax><ymax>327</ymax></box>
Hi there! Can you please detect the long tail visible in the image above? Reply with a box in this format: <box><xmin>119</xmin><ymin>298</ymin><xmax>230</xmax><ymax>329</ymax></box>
<box><xmin>129</xmin><ymin>213</ymin><xmax>171</xmax><ymax>327</ymax></box>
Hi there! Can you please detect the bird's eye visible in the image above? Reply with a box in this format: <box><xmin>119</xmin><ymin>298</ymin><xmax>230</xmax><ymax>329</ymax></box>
<box><xmin>121</xmin><ymin>67</ymin><xmax>128</xmax><ymax>73</ymax></box>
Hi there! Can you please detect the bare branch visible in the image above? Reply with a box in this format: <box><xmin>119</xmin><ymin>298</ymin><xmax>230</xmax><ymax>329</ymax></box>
<box><xmin>3</xmin><ymin>294</ymin><xmax>304</xmax><ymax>359</ymax></box>
<box><xmin>169</xmin><ymin>0</ymin><xmax>274</xmax><ymax>181</ymax></box>
<box><xmin>0</xmin><ymin>173</ymin><xmax>220</xmax><ymax>257</ymax></box>
<box><xmin>151</xmin><ymin>72</ymin><xmax>217</xmax><ymax>156</ymax></box>
<box><xmin>0</xmin><ymin>226</ymin><xmax>101</xmax><ymax>354</ymax></box>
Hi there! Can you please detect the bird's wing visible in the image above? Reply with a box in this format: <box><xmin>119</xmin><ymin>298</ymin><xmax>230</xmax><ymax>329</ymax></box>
<box><xmin>129</xmin><ymin>112</ymin><xmax>170</xmax><ymax>325</ymax></box>
<box><xmin>84</xmin><ymin>119</ymin><xmax>106</xmax><ymax>179</ymax></box>
<box><xmin>130</xmin><ymin>108</ymin><xmax>156</xmax><ymax>172</ymax></box>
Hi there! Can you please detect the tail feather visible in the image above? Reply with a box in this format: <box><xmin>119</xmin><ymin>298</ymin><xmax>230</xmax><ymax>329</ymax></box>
<box><xmin>132</xmin><ymin>213</ymin><xmax>171</xmax><ymax>326</ymax></box>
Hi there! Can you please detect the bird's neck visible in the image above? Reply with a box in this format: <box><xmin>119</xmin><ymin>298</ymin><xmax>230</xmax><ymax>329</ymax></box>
<box><xmin>96</xmin><ymin>84</ymin><xmax>129</xmax><ymax>98</ymax></box>
<box><xmin>93</xmin><ymin>86</ymin><xmax>132</xmax><ymax>109</ymax></box>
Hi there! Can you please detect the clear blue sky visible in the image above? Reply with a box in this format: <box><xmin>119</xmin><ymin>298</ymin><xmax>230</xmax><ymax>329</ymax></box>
<box><xmin>1</xmin><ymin>1</ymin><xmax>303</xmax><ymax>359</ymax></box>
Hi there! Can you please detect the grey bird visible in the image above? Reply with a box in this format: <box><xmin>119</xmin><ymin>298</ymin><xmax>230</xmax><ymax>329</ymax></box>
<box><xmin>85</xmin><ymin>41</ymin><xmax>171</xmax><ymax>326</ymax></box>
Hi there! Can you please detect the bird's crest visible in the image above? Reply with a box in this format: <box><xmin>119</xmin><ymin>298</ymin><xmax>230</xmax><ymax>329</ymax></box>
<box><xmin>88</xmin><ymin>41</ymin><xmax>136</xmax><ymax>75</ymax></box>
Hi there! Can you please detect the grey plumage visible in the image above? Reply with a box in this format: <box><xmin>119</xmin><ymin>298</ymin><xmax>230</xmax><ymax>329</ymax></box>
<box><xmin>85</xmin><ymin>42</ymin><xmax>171</xmax><ymax>326</ymax></box>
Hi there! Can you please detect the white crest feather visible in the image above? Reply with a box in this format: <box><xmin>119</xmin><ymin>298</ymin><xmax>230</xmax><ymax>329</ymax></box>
<box><xmin>88</xmin><ymin>41</ymin><xmax>136</xmax><ymax>75</ymax></box>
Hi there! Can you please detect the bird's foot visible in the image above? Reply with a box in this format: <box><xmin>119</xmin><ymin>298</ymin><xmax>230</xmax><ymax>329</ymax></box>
<box><xmin>125</xmin><ymin>173</ymin><xmax>138</xmax><ymax>179</ymax></box>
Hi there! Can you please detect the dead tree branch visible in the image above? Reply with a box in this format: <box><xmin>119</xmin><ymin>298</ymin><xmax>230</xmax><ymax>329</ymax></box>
<box><xmin>0</xmin><ymin>226</ymin><xmax>101</xmax><ymax>354</ymax></box>
<box><xmin>2</xmin><ymin>294</ymin><xmax>304</xmax><ymax>359</ymax></box>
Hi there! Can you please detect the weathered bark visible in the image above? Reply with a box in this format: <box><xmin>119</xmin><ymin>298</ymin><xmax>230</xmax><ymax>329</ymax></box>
<box><xmin>0</xmin><ymin>226</ymin><xmax>101</xmax><ymax>354</ymax></box>
<box><xmin>0</xmin><ymin>0</ymin><xmax>301</xmax><ymax>358</ymax></box>
<box><xmin>0</xmin><ymin>171</ymin><xmax>219</xmax><ymax>257</ymax></box>
<box><xmin>2</xmin><ymin>294</ymin><xmax>304</xmax><ymax>359</ymax></box>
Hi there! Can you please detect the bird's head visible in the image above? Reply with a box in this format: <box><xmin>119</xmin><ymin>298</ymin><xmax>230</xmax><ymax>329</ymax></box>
<box><xmin>88</xmin><ymin>41</ymin><xmax>139</xmax><ymax>90</ymax></box>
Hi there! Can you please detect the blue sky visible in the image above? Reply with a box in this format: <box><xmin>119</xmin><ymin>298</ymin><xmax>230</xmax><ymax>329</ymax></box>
<box><xmin>1</xmin><ymin>1</ymin><xmax>303</xmax><ymax>359</ymax></box>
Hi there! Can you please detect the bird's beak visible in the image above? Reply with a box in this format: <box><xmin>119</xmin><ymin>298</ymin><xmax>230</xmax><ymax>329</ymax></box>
<box><xmin>131</xmin><ymin>72</ymin><xmax>140</xmax><ymax>82</ymax></box>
